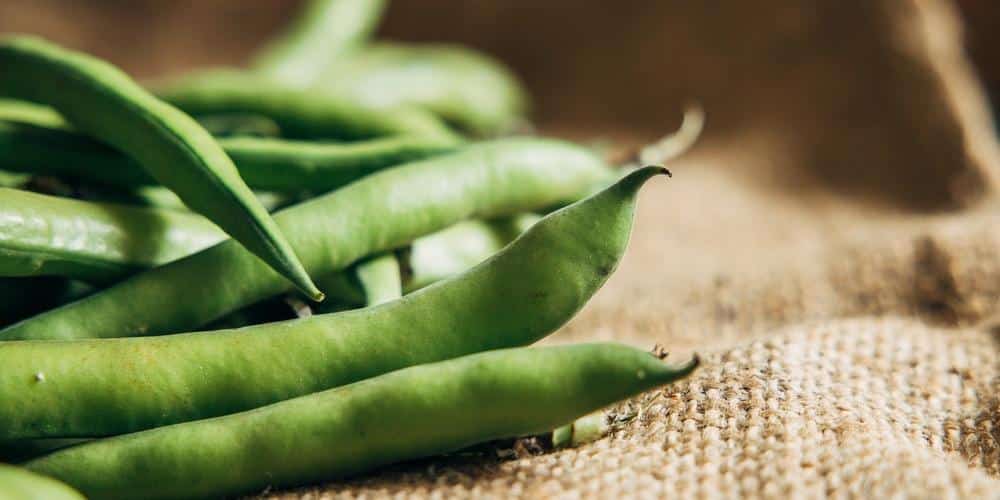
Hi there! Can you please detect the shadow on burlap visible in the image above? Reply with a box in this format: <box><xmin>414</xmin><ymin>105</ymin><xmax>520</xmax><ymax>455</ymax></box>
<box><xmin>259</xmin><ymin>1</ymin><xmax>1000</xmax><ymax>498</ymax></box>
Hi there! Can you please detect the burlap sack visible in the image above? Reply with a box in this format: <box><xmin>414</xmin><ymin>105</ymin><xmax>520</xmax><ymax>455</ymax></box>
<box><xmin>260</xmin><ymin>1</ymin><xmax>1000</xmax><ymax>497</ymax></box>
<box><xmin>2</xmin><ymin>0</ymin><xmax>999</xmax><ymax>497</ymax></box>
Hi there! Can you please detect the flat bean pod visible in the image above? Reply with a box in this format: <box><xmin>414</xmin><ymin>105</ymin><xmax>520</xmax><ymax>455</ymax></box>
<box><xmin>0</xmin><ymin>188</ymin><xmax>224</xmax><ymax>284</ymax></box>
<box><xmin>253</xmin><ymin>0</ymin><xmax>387</xmax><ymax>88</ymax></box>
<box><xmin>0</xmin><ymin>167</ymin><xmax>659</xmax><ymax>437</ymax></box>
<box><xmin>156</xmin><ymin>70</ymin><xmax>461</xmax><ymax>142</ymax></box>
<box><xmin>0</xmin><ymin>120</ymin><xmax>458</xmax><ymax>192</ymax></box>
<box><xmin>0</xmin><ymin>138</ymin><xmax>612</xmax><ymax>341</ymax></box>
<box><xmin>25</xmin><ymin>343</ymin><xmax>698</xmax><ymax>500</ymax></box>
<box><xmin>0</xmin><ymin>463</ymin><xmax>83</xmax><ymax>500</ymax></box>
<box><xmin>0</xmin><ymin>36</ymin><xmax>322</xmax><ymax>300</ymax></box>
<box><xmin>318</xmin><ymin>42</ymin><xmax>529</xmax><ymax>135</ymax></box>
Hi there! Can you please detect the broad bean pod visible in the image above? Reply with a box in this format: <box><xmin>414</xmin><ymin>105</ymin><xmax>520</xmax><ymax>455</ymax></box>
<box><xmin>0</xmin><ymin>166</ymin><xmax>660</xmax><ymax>437</ymax></box>
<box><xmin>0</xmin><ymin>36</ymin><xmax>322</xmax><ymax>300</ymax></box>
<box><xmin>0</xmin><ymin>138</ymin><xmax>612</xmax><ymax>341</ymax></box>
<box><xmin>0</xmin><ymin>120</ymin><xmax>458</xmax><ymax>193</ymax></box>
<box><xmin>317</xmin><ymin>42</ymin><xmax>529</xmax><ymax>135</ymax></box>
<box><xmin>0</xmin><ymin>463</ymin><xmax>83</xmax><ymax>500</ymax></box>
<box><xmin>0</xmin><ymin>188</ymin><xmax>224</xmax><ymax>284</ymax></box>
<box><xmin>252</xmin><ymin>0</ymin><xmax>387</xmax><ymax>88</ymax></box>
<box><xmin>25</xmin><ymin>343</ymin><xmax>698</xmax><ymax>500</ymax></box>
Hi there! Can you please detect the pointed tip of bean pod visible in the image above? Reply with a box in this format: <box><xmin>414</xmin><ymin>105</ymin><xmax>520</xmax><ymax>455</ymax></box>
<box><xmin>307</xmin><ymin>289</ymin><xmax>326</xmax><ymax>303</ymax></box>
<box><xmin>616</xmin><ymin>165</ymin><xmax>672</xmax><ymax>193</ymax></box>
<box><xmin>655</xmin><ymin>352</ymin><xmax>700</xmax><ymax>381</ymax></box>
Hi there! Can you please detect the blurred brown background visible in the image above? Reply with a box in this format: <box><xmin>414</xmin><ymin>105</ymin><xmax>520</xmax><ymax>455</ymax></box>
<box><xmin>1</xmin><ymin>0</ymin><xmax>998</xmax><ymax>210</ymax></box>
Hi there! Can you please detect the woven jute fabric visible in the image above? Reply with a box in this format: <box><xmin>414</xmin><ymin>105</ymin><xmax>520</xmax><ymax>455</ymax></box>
<box><xmin>259</xmin><ymin>0</ymin><xmax>1000</xmax><ymax>497</ymax></box>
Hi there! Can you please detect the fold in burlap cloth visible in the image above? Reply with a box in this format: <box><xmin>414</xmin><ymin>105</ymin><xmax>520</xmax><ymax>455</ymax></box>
<box><xmin>257</xmin><ymin>1</ymin><xmax>1000</xmax><ymax>497</ymax></box>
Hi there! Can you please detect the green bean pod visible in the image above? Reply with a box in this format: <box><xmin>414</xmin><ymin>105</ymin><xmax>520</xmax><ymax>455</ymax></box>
<box><xmin>314</xmin><ymin>214</ymin><xmax>540</xmax><ymax>309</ymax></box>
<box><xmin>253</xmin><ymin>0</ymin><xmax>387</xmax><ymax>87</ymax></box>
<box><xmin>0</xmin><ymin>278</ymin><xmax>92</xmax><ymax>328</ymax></box>
<box><xmin>0</xmin><ymin>463</ymin><xmax>83</xmax><ymax>500</ymax></box>
<box><xmin>156</xmin><ymin>70</ymin><xmax>461</xmax><ymax>142</ymax></box>
<box><xmin>318</xmin><ymin>42</ymin><xmax>529</xmax><ymax>135</ymax></box>
<box><xmin>405</xmin><ymin>214</ymin><xmax>540</xmax><ymax>292</ymax></box>
<box><xmin>0</xmin><ymin>138</ymin><xmax>611</xmax><ymax>341</ymax></box>
<box><xmin>0</xmin><ymin>166</ymin><xmax>660</xmax><ymax>438</ymax></box>
<box><xmin>0</xmin><ymin>98</ymin><xmax>63</xmax><ymax>127</ymax></box>
<box><xmin>0</xmin><ymin>120</ymin><xmax>457</xmax><ymax>193</ymax></box>
<box><xmin>0</xmin><ymin>188</ymin><xmax>224</xmax><ymax>284</ymax></box>
<box><xmin>0</xmin><ymin>36</ymin><xmax>322</xmax><ymax>300</ymax></box>
<box><xmin>25</xmin><ymin>343</ymin><xmax>697</xmax><ymax>500</ymax></box>
<box><xmin>354</xmin><ymin>252</ymin><xmax>402</xmax><ymax>306</ymax></box>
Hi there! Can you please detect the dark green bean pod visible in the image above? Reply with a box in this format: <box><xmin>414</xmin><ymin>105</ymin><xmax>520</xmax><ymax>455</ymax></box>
<box><xmin>0</xmin><ymin>188</ymin><xmax>225</xmax><ymax>284</ymax></box>
<box><xmin>317</xmin><ymin>42</ymin><xmax>529</xmax><ymax>135</ymax></box>
<box><xmin>156</xmin><ymin>70</ymin><xmax>461</xmax><ymax>142</ymax></box>
<box><xmin>0</xmin><ymin>278</ymin><xmax>91</xmax><ymax>328</ymax></box>
<box><xmin>0</xmin><ymin>166</ymin><xmax>661</xmax><ymax>438</ymax></box>
<box><xmin>252</xmin><ymin>0</ymin><xmax>387</xmax><ymax>87</ymax></box>
<box><xmin>0</xmin><ymin>439</ymin><xmax>86</xmax><ymax>464</ymax></box>
<box><xmin>0</xmin><ymin>138</ymin><xmax>612</xmax><ymax>341</ymax></box>
<box><xmin>0</xmin><ymin>36</ymin><xmax>322</xmax><ymax>300</ymax></box>
<box><xmin>25</xmin><ymin>343</ymin><xmax>697</xmax><ymax>500</ymax></box>
<box><xmin>0</xmin><ymin>120</ymin><xmax>457</xmax><ymax>193</ymax></box>
<box><xmin>0</xmin><ymin>463</ymin><xmax>83</xmax><ymax>500</ymax></box>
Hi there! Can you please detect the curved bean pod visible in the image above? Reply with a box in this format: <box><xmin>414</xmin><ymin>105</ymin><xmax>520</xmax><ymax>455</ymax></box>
<box><xmin>156</xmin><ymin>70</ymin><xmax>461</xmax><ymax>142</ymax></box>
<box><xmin>0</xmin><ymin>463</ymin><xmax>83</xmax><ymax>500</ymax></box>
<box><xmin>0</xmin><ymin>120</ymin><xmax>458</xmax><ymax>192</ymax></box>
<box><xmin>25</xmin><ymin>343</ymin><xmax>697</xmax><ymax>500</ymax></box>
<box><xmin>318</xmin><ymin>42</ymin><xmax>529</xmax><ymax>135</ymax></box>
<box><xmin>0</xmin><ymin>166</ymin><xmax>659</xmax><ymax>438</ymax></box>
<box><xmin>0</xmin><ymin>36</ymin><xmax>322</xmax><ymax>300</ymax></box>
<box><xmin>253</xmin><ymin>0</ymin><xmax>387</xmax><ymax>87</ymax></box>
<box><xmin>0</xmin><ymin>188</ymin><xmax>225</xmax><ymax>284</ymax></box>
<box><xmin>0</xmin><ymin>138</ymin><xmax>611</xmax><ymax>341</ymax></box>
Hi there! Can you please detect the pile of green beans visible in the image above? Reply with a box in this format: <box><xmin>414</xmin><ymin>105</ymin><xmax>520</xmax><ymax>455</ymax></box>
<box><xmin>0</xmin><ymin>2</ymin><xmax>699</xmax><ymax>497</ymax></box>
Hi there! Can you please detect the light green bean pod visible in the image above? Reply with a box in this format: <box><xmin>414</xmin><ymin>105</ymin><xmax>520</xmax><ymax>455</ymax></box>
<box><xmin>253</xmin><ymin>0</ymin><xmax>387</xmax><ymax>88</ymax></box>
<box><xmin>156</xmin><ymin>70</ymin><xmax>461</xmax><ymax>142</ymax></box>
<box><xmin>25</xmin><ymin>343</ymin><xmax>698</xmax><ymax>500</ymax></box>
<box><xmin>317</xmin><ymin>42</ymin><xmax>529</xmax><ymax>135</ymax></box>
<box><xmin>406</xmin><ymin>214</ymin><xmax>540</xmax><ymax>292</ymax></box>
<box><xmin>354</xmin><ymin>252</ymin><xmax>402</xmax><ymax>306</ymax></box>
<box><xmin>0</xmin><ymin>464</ymin><xmax>83</xmax><ymax>500</ymax></box>
<box><xmin>0</xmin><ymin>36</ymin><xmax>322</xmax><ymax>300</ymax></box>
<box><xmin>0</xmin><ymin>188</ymin><xmax>225</xmax><ymax>284</ymax></box>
